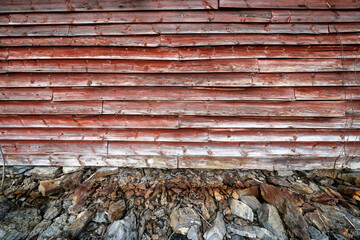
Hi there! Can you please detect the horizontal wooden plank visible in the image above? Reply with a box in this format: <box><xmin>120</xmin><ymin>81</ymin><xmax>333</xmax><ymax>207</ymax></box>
<box><xmin>0</xmin><ymin>101</ymin><xmax>102</xmax><ymax>115</ymax></box>
<box><xmin>0</xmin><ymin>140</ymin><xmax>107</xmax><ymax>154</ymax></box>
<box><xmin>0</xmin><ymin>0</ymin><xmax>218</xmax><ymax>12</ymax></box>
<box><xmin>0</xmin><ymin>88</ymin><xmax>52</xmax><ymax>100</ymax></box>
<box><xmin>179</xmin><ymin>116</ymin><xmax>360</xmax><ymax>129</ymax></box>
<box><xmin>0</xmin><ymin>115</ymin><xmax>179</xmax><ymax>129</ymax></box>
<box><xmin>219</xmin><ymin>0</ymin><xmax>360</xmax><ymax>9</ymax></box>
<box><xmin>1</xmin><ymin>128</ymin><xmax>359</xmax><ymax>142</ymax></box>
<box><xmin>52</xmin><ymin>87</ymin><xmax>295</xmax><ymax>101</ymax></box>
<box><xmin>347</xmin><ymin>101</ymin><xmax>360</xmax><ymax>115</ymax></box>
<box><xmin>295</xmin><ymin>87</ymin><xmax>360</xmax><ymax>100</ymax></box>
<box><xmin>2</xmin><ymin>23</ymin><xmax>359</xmax><ymax>37</ymax></box>
<box><xmin>258</xmin><ymin>59</ymin><xmax>360</xmax><ymax>72</ymax></box>
<box><xmin>208</xmin><ymin>129</ymin><xmax>360</xmax><ymax>142</ymax></box>
<box><xmin>178</xmin><ymin>156</ymin><xmax>360</xmax><ymax>170</ymax></box>
<box><xmin>103</xmin><ymin>101</ymin><xmax>346</xmax><ymax>117</ymax></box>
<box><xmin>1</xmin><ymin>10</ymin><xmax>358</xmax><ymax>25</ymax></box>
<box><xmin>1</xmin><ymin>72</ymin><xmax>358</xmax><ymax>88</ymax></box>
<box><xmin>1</xmin><ymin>34</ymin><xmax>359</xmax><ymax>47</ymax></box>
<box><xmin>3</xmin><ymin>155</ymin><xmax>178</xmax><ymax>168</ymax></box>
<box><xmin>0</xmin><ymin>59</ymin><xmax>259</xmax><ymax>73</ymax></box>
<box><xmin>0</xmin><ymin>128</ymin><xmax>208</xmax><ymax>142</ymax></box>
<box><xmin>2</xmin><ymin>46</ymin><xmax>359</xmax><ymax>60</ymax></box>
<box><xmin>108</xmin><ymin>142</ymin><xmax>359</xmax><ymax>157</ymax></box>
<box><xmin>2</xmin><ymin>59</ymin><xmax>359</xmax><ymax>73</ymax></box>
<box><xmin>4</xmin><ymin>154</ymin><xmax>360</xmax><ymax>170</ymax></box>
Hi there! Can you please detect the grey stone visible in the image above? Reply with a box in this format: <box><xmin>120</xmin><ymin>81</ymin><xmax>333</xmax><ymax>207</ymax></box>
<box><xmin>28</xmin><ymin>167</ymin><xmax>61</xmax><ymax>178</ymax></box>
<box><xmin>93</xmin><ymin>210</ymin><xmax>108</xmax><ymax>223</ymax></box>
<box><xmin>187</xmin><ymin>226</ymin><xmax>200</xmax><ymax>240</ymax></box>
<box><xmin>67</xmin><ymin>209</ymin><xmax>94</xmax><ymax>238</ymax></box>
<box><xmin>308</xmin><ymin>226</ymin><xmax>329</xmax><ymax>240</ymax></box>
<box><xmin>229</xmin><ymin>199</ymin><xmax>254</xmax><ymax>222</ymax></box>
<box><xmin>228</xmin><ymin>224</ymin><xmax>277</xmax><ymax>240</ymax></box>
<box><xmin>38</xmin><ymin>213</ymin><xmax>68</xmax><ymax>240</ymax></box>
<box><xmin>62</xmin><ymin>166</ymin><xmax>83</xmax><ymax>174</ymax></box>
<box><xmin>0</xmin><ymin>208</ymin><xmax>41</xmax><ymax>240</ymax></box>
<box><xmin>277</xmin><ymin>171</ymin><xmax>294</xmax><ymax>177</ymax></box>
<box><xmin>203</xmin><ymin>212</ymin><xmax>226</xmax><ymax>240</ymax></box>
<box><xmin>27</xmin><ymin>220</ymin><xmax>52</xmax><ymax>239</ymax></box>
<box><xmin>0</xmin><ymin>198</ymin><xmax>14</xmax><ymax>220</ymax></box>
<box><xmin>95</xmin><ymin>167</ymin><xmax>119</xmax><ymax>178</ymax></box>
<box><xmin>258</xmin><ymin>204</ymin><xmax>287</xmax><ymax>240</ymax></box>
<box><xmin>104</xmin><ymin>210</ymin><xmax>138</xmax><ymax>240</ymax></box>
<box><xmin>239</xmin><ymin>195</ymin><xmax>261</xmax><ymax>211</ymax></box>
<box><xmin>44</xmin><ymin>205</ymin><xmax>62</xmax><ymax>220</ymax></box>
<box><xmin>170</xmin><ymin>207</ymin><xmax>201</xmax><ymax>235</ymax></box>
<box><xmin>5</xmin><ymin>166</ymin><xmax>32</xmax><ymax>175</ymax></box>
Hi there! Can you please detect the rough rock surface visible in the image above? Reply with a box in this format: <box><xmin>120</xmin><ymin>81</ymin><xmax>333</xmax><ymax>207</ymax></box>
<box><xmin>0</xmin><ymin>167</ymin><xmax>359</xmax><ymax>239</ymax></box>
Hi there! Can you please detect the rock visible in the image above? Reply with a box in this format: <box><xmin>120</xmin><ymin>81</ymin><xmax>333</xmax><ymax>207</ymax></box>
<box><xmin>308</xmin><ymin>226</ymin><xmax>329</xmax><ymax>240</ymax></box>
<box><xmin>38</xmin><ymin>177</ymin><xmax>63</xmax><ymax>196</ymax></box>
<box><xmin>258</xmin><ymin>204</ymin><xmax>287</xmax><ymax>240</ymax></box>
<box><xmin>170</xmin><ymin>207</ymin><xmax>201</xmax><ymax>235</ymax></box>
<box><xmin>67</xmin><ymin>209</ymin><xmax>94</xmax><ymax>238</ymax></box>
<box><xmin>291</xmin><ymin>181</ymin><xmax>314</xmax><ymax>194</ymax></box>
<box><xmin>62</xmin><ymin>166</ymin><xmax>83</xmax><ymax>174</ymax></box>
<box><xmin>38</xmin><ymin>213</ymin><xmax>68</xmax><ymax>240</ymax></box>
<box><xmin>338</xmin><ymin>172</ymin><xmax>360</xmax><ymax>187</ymax></box>
<box><xmin>239</xmin><ymin>195</ymin><xmax>261</xmax><ymax>211</ymax></box>
<box><xmin>277</xmin><ymin>170</ymin><xmax>294</xmax><ymax>177</ymax></box>
<box><xmin>309</xmin><ymin>181</ymin><xmax>320</xmax><ymax>192</ymax></box>
<box><xmin>72</xmin><ymin>179</ymin><xmax>95</xmax><ymax>204</ymax></box>
<box><xmin>44</xmin><ymin>205</ymin><xmax>62</xmax><ymax>220</ymax></box>
<box><xmin>103</xmin><ymin>210</ymin><xmax>137</xmax><ymax>240</ymax></box>
<box><xmin>187</xmin><ymin>226</ymin><xmax>200</xmax><ymax>240</ymax></box>
<box><xmin>227</xmin><ymin>224</ymin><xmax>277</xmax><ymax>240</ymax></box>
<box><xmin>28</xmin><ymin>167</ymin><xmax>61</xmax><ymax>178</ymax></box>
<box><xmin>27</xmin><ymin>220</ymin><xmax>52</xmax><ymax>239</ymax></box>
<box><xmin>260</xmin><ymin>183</ymin><xmax>310</xmax><ymax>240</ymax></box>
<box><xmin>60</xmin><ymin>171</ymin><xmax>83</xmax><ymax>191</ymax></box>
<box><xmin>203</xmin><ymin>212</ymin><xmax>226</xmax><ymax>240</ymax></box>
<box><xmin>108</xmin><ymin>199</ymin><xmax>126</xmax><ymax>222</ymax></box>
<box><xmin>0</xmin><ymin>198</ymin><xmax>14</xmax><ymax>220</ymax></box>
<box><xmin>0</xmin><ymin>208</ymin><xmax>42</xmax><ymax>240</ymax></box>
<box><xmin>93</xmin><ymin>210</ymin><xmax>108</xmax><ymax>223</ymax></box>
<box><xmin>5</xmin><ymin>166</ymin><xmax>32</xmax><ymax>175</ymax></box>
<box><xmin>234</xmin><ymin>186</ymin><xmax>259</xmax><ymax>198</ymax></box>
<box><xmin>229</xmin><ymin>199</ymin><xmax>254</xmax><ymax>222</ymax></box>
<box><xmin>267</xmin><ymin>176</ymin><xmax>291</xmax><ymax>188</ymax></box>
<box><xmin>95</xmin><ymin>167</ymin><xmax>119</xmax><ymax>178</ymax></box>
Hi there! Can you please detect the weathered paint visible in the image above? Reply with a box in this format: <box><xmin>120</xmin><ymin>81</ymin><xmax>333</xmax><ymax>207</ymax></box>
<box><xmin>0</xmin><ymin>1</ymin><xmax>359</xmax><ymax>169</ymax></box>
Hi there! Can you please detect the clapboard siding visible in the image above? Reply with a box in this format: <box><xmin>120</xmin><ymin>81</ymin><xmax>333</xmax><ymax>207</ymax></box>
<box><xmin>1</xmin><ymin>10</ymin><xmax>359</xmax><ymax>25</ymax></box>
<box><xmin>0</xmin><ymin>0</ymin><xmax>359</xmax><ymax>169</ymax></box>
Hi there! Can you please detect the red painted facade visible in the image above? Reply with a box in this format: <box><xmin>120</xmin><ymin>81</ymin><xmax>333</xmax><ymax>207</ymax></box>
<box><xmin>0</xmin><ymin>0</ymin><xmax>359</xmax><ymax>169</ymax></box>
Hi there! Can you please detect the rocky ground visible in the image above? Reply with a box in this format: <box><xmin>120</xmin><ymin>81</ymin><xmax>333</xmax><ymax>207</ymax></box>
<box><xmin>0</xmin><ymin>166</ymin><xmax>360</xmax><ymax>240</ymax></box>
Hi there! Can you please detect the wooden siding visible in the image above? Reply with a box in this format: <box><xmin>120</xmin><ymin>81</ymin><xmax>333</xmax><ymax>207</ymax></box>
<box><xmin>0</xmin><ymin>1</ymin><xmax>359</xmax><ymax>170</ymax></box>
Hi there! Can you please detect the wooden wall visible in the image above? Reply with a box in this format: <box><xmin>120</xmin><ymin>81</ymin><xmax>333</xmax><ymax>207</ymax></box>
<box><xmin>0</xmin><ymin>0</ymin><xmax>360</xmax><ymax>169</ymax></box>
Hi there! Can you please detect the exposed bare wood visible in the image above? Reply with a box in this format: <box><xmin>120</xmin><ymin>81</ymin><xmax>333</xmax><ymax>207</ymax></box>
<box><xmin>219</xmin><ymin>0</ymin><xmax>360</xmax><ymax>9</ymax></box>
<box><xmin>1</xmin><ymin>72</ymin><xmax>358</xmax><ymax>88</ymax></box>
<box><xmin>2</xmin><ymin>46</ymin><xmax>359</xmax><ymax>60</ymax></box>
<box><xmin>1</xmin><ymin>34</ymin><xmax>359</xmax><ymax>47</ymax></box>
<box><xmin>2</xmin><ymin>23</ymin><xmax>359</xmax><ymax>36</ymax></box>
<box><xmin>103</xmin><ymin>101</ymin><xmax>346</xmax><ymax>117</ymax></box>
<box><xmin>0</xmin><ymin>88</ymin><xmax>52</xmax><ymax>100</ymax></box>
<box><xmin>0</xmin><ymin>10</ymin><xmax>358</xmax><ymax>25</ymax></box>
<box><xmin>0</xmin><ymin>140</ymin><xmax>107</xmax><ymax>154</ymax></box>
<box><xmin>0</xmin><ymin>101</ymin><xmax>102</xmax><ymax>115</ymax></box>
<box><xmin>0</xmin><ymin>115</ymin><xmax>179</xmax><ymax>129</ymax></box>
<box><xmin>0</xmin><ymin>0</ymin><xmax>218</xmax><ymax>12</ymax></box>
<box><xmin>1</xmin><ymin>128</ymin><xmax>359</xmax><ymax>142</ymax></box>
<box><xmin>4</xmin><ymin>154</ymin><xmax>178</xmax><ymax>168</ymax></box>
<box><xmin>108</xmin><ymin>141</ymin><xmax>359</xmax><ymax>157</ymax></box>
<box><xmin>0</xmin><ymin>59</ymin><xmax>259</xmax><ymax>73</ymax></box>
<box><xmin>52</xmin><ymin>87</ymin><xmax>295</xmax><ymax>101</ymax></box>
<box><xmin>179</xmin><ymin>116</ymin><xmax>360</xmax><ymax>129</ymax></box>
